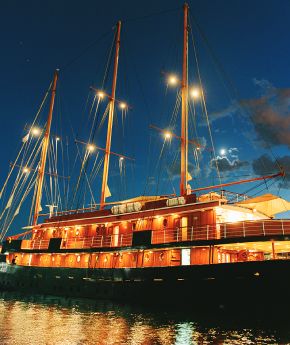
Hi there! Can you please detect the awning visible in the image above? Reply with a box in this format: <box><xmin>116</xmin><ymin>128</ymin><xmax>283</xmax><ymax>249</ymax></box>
<box><xmin>120</xmin><ymin>195</ymin><xmax>167</xmax><ymax>204</ymax></box>
<box><xmin>235</xmin><ymin>193</ymin><xmax>290</xmax><ymax>217</ymax></box>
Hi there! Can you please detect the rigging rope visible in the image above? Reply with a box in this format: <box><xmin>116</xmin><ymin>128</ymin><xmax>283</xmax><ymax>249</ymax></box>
<box><xmin>189</xmin><ymin>15</ymin><xmax>222</xmax><ymax>189</ymax></box>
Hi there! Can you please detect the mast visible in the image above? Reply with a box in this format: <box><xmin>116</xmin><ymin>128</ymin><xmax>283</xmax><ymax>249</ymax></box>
<box><xmin>100</xmin><ymin>21</ymin><xmax>121</xmax><ymax>210</ymax></box>
<box><xmin>180</xmin><ymin>3</ymin><xmax>189</xmax><ymax>196</ymax></box>
<box><xmin>32</xmin><ymin>69</ymin><xmax>59</xmax><ymax>226</ymax></box>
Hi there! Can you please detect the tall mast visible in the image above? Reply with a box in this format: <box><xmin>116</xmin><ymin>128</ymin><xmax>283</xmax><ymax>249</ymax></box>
<box><xmin>32</xmin><ymin>69</ymin><xmax>59</xmax><ymax>226</ymax></box>
<box><xmin>180</xmin><ymin>3</ymin><xmax>189</xmax><ymax>196</ymax></box>
<box><xmin>100</xmin><ymin>21</ymin><xmax>121</xmax><ymax>210</ymax></box>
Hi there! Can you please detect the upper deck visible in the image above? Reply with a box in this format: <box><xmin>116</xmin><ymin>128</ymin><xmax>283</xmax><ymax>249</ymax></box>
<box><xmin>18</xmin><ymin>218</ymin><xmax>290</xmax><ymax>251</ymax></box>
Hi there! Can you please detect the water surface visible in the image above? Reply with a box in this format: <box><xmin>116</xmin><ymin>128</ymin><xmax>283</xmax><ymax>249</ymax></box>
<box><xmin>0</xmin><ymin>292</ymin><xmax>289</xmax><ymax>344</ymax></box>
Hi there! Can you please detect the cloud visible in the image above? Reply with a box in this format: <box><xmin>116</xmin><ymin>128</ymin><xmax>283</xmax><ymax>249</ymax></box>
<box><xmin>205</xmin><ymin>79</ymin><xmax>290</xmax><ymax>148</ymax></box>
<box><xmin>252</xmin><ymin>154</ymin><xmax>290</xmax><ymax>188</ymax></box>
<box><xmin>199</xmin><ymin>101</ymin><xmax>238</xmax><ymax>127</ymax></box>
<box><xmin>211</xmin><ymin>155</ymin><xmax>249</xmax><ymax>173</ymax></box>
<box><xmin>228</xmin><ymin>147</ymin><xmax>238</xmax><ymax>153</ymax></box>
<box><xmin>252</xmin><ymin>78</ymin><xmax>273</xmax><ymax>91</ymax></box>
<box><xmin>240</xmin><ymin>80</ymin><xmax>290</xmax><ymax>147</ymax></box>
<box><xmin>228</xmin><ymin>147</ymin><xmax>239</xmax><ymax>159</ymax></box>
<box><xmin>209</xmin><ymin>147</ymin><xmax>249</xmax><ymax>173</ymax></box>
<box><xmin>166</xmin><ymin>161</ymin><xmax>196</xmax><ymax>180</ymax></box>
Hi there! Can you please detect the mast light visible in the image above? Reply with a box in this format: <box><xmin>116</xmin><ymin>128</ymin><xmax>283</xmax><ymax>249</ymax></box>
<box><xmin>168</xmin><ymin>75</ymin><xmax>179</xmax><ymax>86</ymax></box>
<box><xmin>164</xmin><ymin>131</ymin><xmax>172</xmax><ymax>140</ymax></box>
<box><xmin>31</xmin><ymin>127</ymin><xmax>41</xmax><ymax>136</ymax></box>
<box><xmin>23</xmin><ymin>167</ymin><xmax>30</xmax><ymax>174</ymax></box>
<box><xmin>119</xmin><ymin>102</ymin><xmax>127</xmax><ymax>110</ymax></box>
<box><xmin>97</xmin><ymin>91</ymin><xmax>105</xmax><ymax>99</ymax></box>
<box><xmin>87</xmin><ymin>144</ymin><xmax>96</xmax><ymax>152</ymax></box>
<box><xmin>190</xmin><ymin>87</ymin><xmax>200</xmax><ymax>99</ymax></box>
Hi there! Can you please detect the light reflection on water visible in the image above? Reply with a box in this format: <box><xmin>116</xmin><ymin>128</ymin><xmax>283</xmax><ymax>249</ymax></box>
<box><xmin>0</xmin><ymin>292</ymin><xmax>288</xmax><ymax>345</ymax></box>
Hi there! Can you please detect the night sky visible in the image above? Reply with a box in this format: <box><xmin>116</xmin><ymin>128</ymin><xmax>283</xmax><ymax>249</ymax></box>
<box><xmin>1</xmin><ymin>0</ymin><xmax>290</xmax><ymax>233</ymax></box>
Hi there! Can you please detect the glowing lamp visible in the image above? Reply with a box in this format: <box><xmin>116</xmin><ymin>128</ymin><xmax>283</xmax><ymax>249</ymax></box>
<box><xmin>119</xmin><ymin>157</ymin><xmax>124</xmax><ymax>161</ymax></box>
<box><xmin>87</xmin><ymin>144</ymin><xmax>95</xmax><ymax>152</ymax></box>
<box><xmin>119</xmin><ymin>102</ymin><xmax>127</xmax><ymax>110</ymax></box>
<box><xmin>23</xmin><ymin>167</ymin><xmax>30</xmax><ymax>174</ymax></box>
<box><xmin>220</xmin><ymin>149</ymin><xmax>226</xmax><ymax>156</ymax></box>
<box><xmin>97</xmin><ymin>91</ymin><xmax>105</xmax><ymax>99</ymax></box>
<box><xmin>190</xmin><ymin>87</ymin><xmax>200</xmax><ymax>99</ymax></box>
<box><xmin>168</xmin><ymin>75</ymin><xmax>179</xmax><ymax>86</ymax></box>
<box><xmin>164</xmin><ymin>131</ymin><xmax>172</xmax><ymax>140</ymax></box>
<box><xmin>31</xmin><ymin>127</ymin><xmax>41</xmax><ymax>136</ymax></box>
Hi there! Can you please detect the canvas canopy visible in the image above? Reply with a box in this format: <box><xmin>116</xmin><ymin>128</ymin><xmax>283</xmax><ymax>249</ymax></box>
<box><xmin>120</xmin><ymin>195</ymin><xmax>167</xmax><ymax>204</ymax></box>
<box><xmin>235</xmin><ymin>193</ymin><xmax>290</xmax><ymax>217</ymax></box>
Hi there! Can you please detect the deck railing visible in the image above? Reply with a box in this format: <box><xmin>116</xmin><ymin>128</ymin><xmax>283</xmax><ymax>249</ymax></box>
<box><xmin>152</xmin><ymin>219</ymin><xmax>290</xmax><ymax>245</ymax></box>
<box><xmin>19</xmin><ymin>219</ymin><xmax>290</xmax><ymax>250</ymax></box>
<box><xmin>21</xmin><ymin>239</ymin><xmax>50</xmax><ymax>250</ymax></box>
<box><xmin>60</xmin><ymin>233</ymin><xmax>133</xmax><ymax>249</ymax></box>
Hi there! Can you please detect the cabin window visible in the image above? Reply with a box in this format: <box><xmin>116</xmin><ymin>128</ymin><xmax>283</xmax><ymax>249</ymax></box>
<box><xmin>163</xmin><ymin>218</ymin><xmax>168</xmax><ymax>228</ymax></box>
<box><xmin>132</xmin><ymin>222</ymin><xmax>136</xmax><ymax>231</ymax></box>
<box><xmin>181</xmin><ymin>248</ymin><xmax>191</xmax><ymax>265</ymax></box>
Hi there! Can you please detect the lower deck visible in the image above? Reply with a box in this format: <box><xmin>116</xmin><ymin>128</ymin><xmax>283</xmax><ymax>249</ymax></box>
<box><xmin>4</xmin><ymin>239</ymin><xmax>290</xmax><ymax>269</ymax></box>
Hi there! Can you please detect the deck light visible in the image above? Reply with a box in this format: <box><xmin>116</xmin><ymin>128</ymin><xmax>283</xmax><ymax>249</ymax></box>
<box><xmin>23</xmin><ymin>167</ymin><xmax>30</xmax><ymax>174</ymax></box>
<box><xmin>220</xmin><ymin>149</ymin><xmax>226</xmax><ymax>156</ymax></box>
<box><xmin>56</xmin><ymin>137</ymin><xmax>60</xmax><ymax>141</ymax></box>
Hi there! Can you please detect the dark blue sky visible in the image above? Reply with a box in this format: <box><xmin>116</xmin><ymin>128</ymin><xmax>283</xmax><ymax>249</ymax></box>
<box><xmin>1</xmin><ymin>0</ymin><xmax>290</xmax><ymax>231</ymax></box>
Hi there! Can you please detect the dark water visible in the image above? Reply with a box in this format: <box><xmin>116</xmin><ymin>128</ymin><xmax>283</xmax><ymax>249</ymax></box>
<box><xmin>0</xmin><ymin>292</ymin><xmax>290</xmax><ymax>345</ymax></box>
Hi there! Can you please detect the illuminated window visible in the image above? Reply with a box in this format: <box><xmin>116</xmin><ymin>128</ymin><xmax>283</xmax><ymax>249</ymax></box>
<box><xmin>181</xmin><ymin>248</ymin><xmax>190</xmax><ymax>265</ymax></box>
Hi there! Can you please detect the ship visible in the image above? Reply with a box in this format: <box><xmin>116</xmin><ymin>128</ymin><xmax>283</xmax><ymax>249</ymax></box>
<box><xmin>1</xmin><ymin>3</ymin><xmax>290</xmax><ymax>309</ymax></box>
